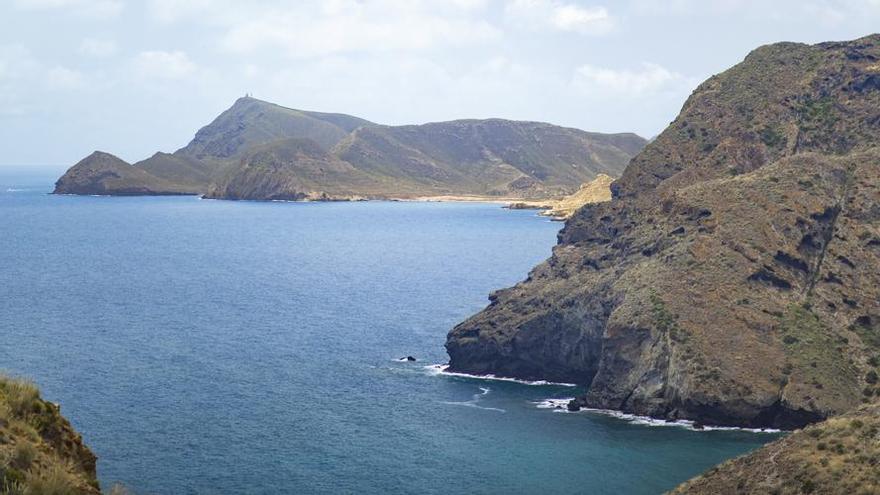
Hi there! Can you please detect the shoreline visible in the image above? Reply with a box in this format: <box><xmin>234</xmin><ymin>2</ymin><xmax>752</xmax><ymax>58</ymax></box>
<box><xmin>54</xmin><ymin>190</ymin><xmax>566</xmax><ymax>208</ymax></box>
<box><xmin>424</xmin><ymin>364</ymin><xmax>785</xmax><ymax>433</ymax></box>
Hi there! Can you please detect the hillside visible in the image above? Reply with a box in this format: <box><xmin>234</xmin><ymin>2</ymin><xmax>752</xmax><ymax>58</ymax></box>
<box><xmin>0</xmin><ymin>375</ymin><xmax>99</xmax><ymax>494</ymax></box>
<box><xmin>204</xmin><ymin>138</ymin><xmax>384</xmax><ymax>201</ymax></box>
<box><xmin>332</xmin><ymin>120</ymin><xmax>643</xmax><ymax>198</ymax></box>
<box><xmin>672</xmin><ymin>402</ymin><xmax>880</xmax><ymax>494</ymax></box>
<box><xmin>54</xmin><ymin>99</ymin><xmax>645</xmax><ymax>200</ymax></box>
<box><xmin>54</xmin><ymin>151</ymin><xmax>194</xmax><ymax>196</ymax></box>
<box><xmin>446</xmin><ymin>34</ymin><xmax>880</xmax><ymax>429</ymax></box>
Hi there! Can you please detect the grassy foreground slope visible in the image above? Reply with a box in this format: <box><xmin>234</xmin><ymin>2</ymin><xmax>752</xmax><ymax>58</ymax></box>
<box><xmin>0</xmin><ymin>375</ymin><xmax>99</xmax><ymax>495</ymax></box>
<box><xmin>672</xmin><ymin>402</ymin><xmax>880</xmax><ymax>494</ymax></box>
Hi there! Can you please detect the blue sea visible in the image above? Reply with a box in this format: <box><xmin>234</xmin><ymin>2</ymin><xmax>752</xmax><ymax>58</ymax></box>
<box><xmin>0</xmin><ymin>168</ymin><xmax>776</xmax><ymax>495</ymax></box>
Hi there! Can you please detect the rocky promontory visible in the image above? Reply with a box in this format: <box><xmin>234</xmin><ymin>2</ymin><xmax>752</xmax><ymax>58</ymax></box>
<box><xmin>446</xmin><ymin>34</ymin><xmax>880</xmax><ymax>429</ymax></box>
<box><xmin>55</xmin><ymin>98</ymin><xmax>646</xmax><ymax>202</ymax></box>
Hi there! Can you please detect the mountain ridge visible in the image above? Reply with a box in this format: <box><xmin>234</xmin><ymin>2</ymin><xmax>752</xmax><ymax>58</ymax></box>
<box><xmin>53</xmin><ymin>97</ymin><xmax>646</xmax><ymax>200</ymax></box>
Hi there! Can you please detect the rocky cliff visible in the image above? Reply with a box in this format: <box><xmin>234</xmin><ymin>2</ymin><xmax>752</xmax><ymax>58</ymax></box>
<box><xmin>54</xmin><ymin>98</ymin><xmax>645</xmax><ymax>200</ymax></box>
<box><xmin>446</xmin><ymin>34</ymin><xmax>880</xmax><ymax>429</ymax></box>
<box><xmin>0</xmin><ymin>375</ymin><xmax>99</xmax><ymax>494</ymax></box>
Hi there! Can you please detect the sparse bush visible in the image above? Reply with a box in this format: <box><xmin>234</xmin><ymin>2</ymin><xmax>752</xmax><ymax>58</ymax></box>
<box><xmin>24</xmin><ymin>464</ymin><xmax>78</xmax><ymax>495</ymax></box>
<box><xmin>2</xmin><ymin>467</ymin><xmax>26</xmax><ymax>489</ymax></box>
<box><xmin>10</xmin><ymin>442</ymin><xmax>36</xmax><ymax>470</ymax></box>
<box><xmin>2</xmin><ymin>480</ymin><xmax>27</xmax><ymax>495</ymax></box>
<box><xmin>0</xmin><ymin>378</ymin><xmax>41</xmax><ymax>419</ymax></box>
<box><xmin>802</xmin><ymin>478</ymin><xmax>816</xmax><ymax>493</ymax></box>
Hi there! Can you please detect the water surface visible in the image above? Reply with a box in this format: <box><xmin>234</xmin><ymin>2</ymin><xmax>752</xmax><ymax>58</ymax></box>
<box><xmin>0</xmin><ymin>171</ymin><xmax>776</xmax><ymax>494</ymax></box>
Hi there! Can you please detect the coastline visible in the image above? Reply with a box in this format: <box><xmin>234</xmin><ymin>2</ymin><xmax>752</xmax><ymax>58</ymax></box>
<box><xmin>424</xmin><ymin>363</ymin><xmax>785</xmax><ymax>433</ymax></box>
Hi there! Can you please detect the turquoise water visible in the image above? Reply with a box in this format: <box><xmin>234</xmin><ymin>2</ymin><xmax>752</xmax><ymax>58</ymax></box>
<box><xmin>0</xmin><ymin>170</ymin><xmax>776</xmax><ymax>494</ymax></box>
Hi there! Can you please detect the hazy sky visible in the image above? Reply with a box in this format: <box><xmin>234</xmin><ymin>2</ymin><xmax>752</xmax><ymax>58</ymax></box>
<box><xmin>2</xmin><ymin>0</ymin><xmax>879</xmax><ymax>166</ymax></box>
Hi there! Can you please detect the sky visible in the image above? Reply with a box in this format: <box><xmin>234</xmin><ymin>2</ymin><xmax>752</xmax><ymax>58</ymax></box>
<box><xmin>2</xmin><ymin>0</ymin><xmax>880</xmax><ymax>166</ymax></box>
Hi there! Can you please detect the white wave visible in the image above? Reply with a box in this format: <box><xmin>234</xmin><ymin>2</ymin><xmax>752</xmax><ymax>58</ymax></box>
<box><xmin>425</xmin><ymin>364</ymin><xmax>577</xmax><ymax>387</ymax></box>
<box><xmin>442</xmin><ymin>386</ymin><xmax>506</xmax><ymax>413</ymax></box>
<box><xmin>5</xmin><ymin>188</ymin><xmax>27</xmax><ymax>192</ymax></box>
<box><xmin>533</xmin><ymin>398</ymin><xmax>783</xmax><ymax>433</ymax></box>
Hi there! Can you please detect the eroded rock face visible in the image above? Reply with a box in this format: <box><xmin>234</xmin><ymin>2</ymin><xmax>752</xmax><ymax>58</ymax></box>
<box><xmin>447</xmin><ymin>34</ymin><xmax>880</xmax><ymax>429</ymax></box>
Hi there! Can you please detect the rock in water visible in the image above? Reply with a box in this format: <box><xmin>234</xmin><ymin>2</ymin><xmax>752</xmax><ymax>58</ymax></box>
<box><xmin>445</xmin><ymin>34</ymin><xmax>880</xmax><ymax>429</ymax></box>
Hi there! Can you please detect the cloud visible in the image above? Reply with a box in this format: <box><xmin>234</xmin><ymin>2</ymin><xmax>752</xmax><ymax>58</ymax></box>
<box><xmin>0</xmin><ymin>45</ymin><xmax>42</xmax><ymax>116</ymax></box>
<box><xmin>12</xmin><ymin>0</ymin><xmax>122</xmax><ymax>18</ymax></box>
<box><xmin>78</xmin><ymin>38</ymin><xmax>118</xmax><ymax>57</ymax></box>
<box><xmin>146</xmin><ymin>0</ymin><xmax>500</xmax><ymax>58</ymax></box>
<box><xmin>505</xmin><ymin>0</ymin><xmax>613</xmax><ymax>34</ymax></box>
<box><xmin>131</xmin><ymin>50</ymin><xmax>198</xmax><ymax>80</ymax></box>
<box><xmin>148</xmin><ymin>0</ymin><xmax>217</xmax><ymax>23</ymax></box>
<box><xmin>573</xmin><ymin>62</ymin><xmax>692</xmax><ymax>96</ymax></box>
<box><xmin>46</xmin><ymin>66</ymin><xmax>85</xmax><ymax>90</ymax></box>
<box><xmin>221</xmin><ymin>1</ymin><xmax>501</xmax><ymax>57</ymax></box>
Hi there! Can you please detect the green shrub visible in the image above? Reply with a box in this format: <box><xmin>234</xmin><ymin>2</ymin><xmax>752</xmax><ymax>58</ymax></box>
<box><xmin>10</xmin><ymin>442</ymin><xmax>36</xmax><ymax>470</ymax></box>
<box><xmin>759</xmin><ymin>125</ymin><xmax>785</xmax><ymax>148</ymax></box>
<box><xmin>866</xmin><ymin>370</ymin><xmax>878</xmax><ymax>384</ymax></box>
<box><xmin>2</xmin><ymin>467</ymin><xmax>26</xmax><ymax>489</ymax></box>
<box><xmin>2</xmin><ymin>480</ymin><xmax>26</xmax><ymax>495</ymax></box>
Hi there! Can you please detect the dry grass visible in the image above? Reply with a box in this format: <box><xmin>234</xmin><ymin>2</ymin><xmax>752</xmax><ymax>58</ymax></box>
<box><xmin>0</xmin><ymin>375</ymin><xmax>99</xmax><ymax>495</ymax></box>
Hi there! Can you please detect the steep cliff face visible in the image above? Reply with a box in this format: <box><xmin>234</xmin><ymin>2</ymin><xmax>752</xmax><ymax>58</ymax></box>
<box><xmin>672</xmin><ymin>402</ymin><xmax>880</xmax><ymax>494</ymax></box>
<box><xmin>446</xmin><ymin>34</ymin><xmax>880</xmax><ymax>429</ymax></box>
<box><xmin>0</xmin><ymin>375</ymin><xmax>99</xmax><ymax>494</ymax></box>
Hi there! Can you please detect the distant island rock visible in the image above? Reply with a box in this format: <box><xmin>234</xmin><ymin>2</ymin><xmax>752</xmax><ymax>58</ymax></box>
<box><xmin>446</xmin><ymin>34</ymin><xmax>880</xmax><ymax>431</ymax></box>
<box><xmin>54</xmin><ymin>97</ymin><xmax>646</xmax><ymax>201</ymax></box>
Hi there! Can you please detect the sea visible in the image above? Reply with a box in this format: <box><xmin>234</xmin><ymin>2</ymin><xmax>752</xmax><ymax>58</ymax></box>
<box><xmin>0</xmin><ymin>168</ymin><xmax>778</xmax><ymax>494</ymax></box>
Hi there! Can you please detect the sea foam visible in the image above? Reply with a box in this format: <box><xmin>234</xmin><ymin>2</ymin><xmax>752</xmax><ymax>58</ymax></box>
<box><xmin>425</xmin><ymin>364</ymin><xmax>577</xmax><ymax>387</ymax></box>
<box><xmin>533</xmin><ymin>398</ymin><xmax>783</xmax><ymax>433</ymax></box>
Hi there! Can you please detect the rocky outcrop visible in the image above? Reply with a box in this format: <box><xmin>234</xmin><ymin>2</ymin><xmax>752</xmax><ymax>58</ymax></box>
<box><xmin>672</xmin><ymin>402</ymin><xmax>880</xmax><ymax>494</ymax></box>
<box><xmin>54</xmin><ymin>151</ymin><xmax>195</xmax><ymax>196</ymax></box>
<box><xmin>0</xmin><ymin>375</ymin><xmax>100</xmax><ymax>494</ymax></box>
<box><xmin>446</xmin><ymin>34</ymin><xmax>880</xmax><ymax>429</ymax></box>
<box><xmin>54</xmin><ymin>98</ymin><xmax>646</xmax><ymax>200</ymax></box>
<box><xmin>538</xmin><ymin>173</ymin><xmax>615</xmax><ymax>219</ymax></box>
